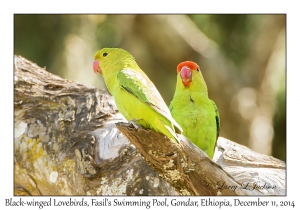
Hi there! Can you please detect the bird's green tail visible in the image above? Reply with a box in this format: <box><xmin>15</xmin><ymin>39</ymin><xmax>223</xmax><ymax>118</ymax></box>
<box><xmin>159</xmin><ymin>121</ymin><xmax>180</xmax><ymax>143</ymax></box>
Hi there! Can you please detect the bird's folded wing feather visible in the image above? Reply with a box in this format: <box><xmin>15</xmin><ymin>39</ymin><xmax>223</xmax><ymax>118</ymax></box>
<box><xmin>210</xmin><ymin>99</ymin><xmax>220</xmax><ymax>139</ymax></box>
<box><xmin>117</xmin><ymin>69</ymin><xmax>183</xmax><ymax>133</ymax></box>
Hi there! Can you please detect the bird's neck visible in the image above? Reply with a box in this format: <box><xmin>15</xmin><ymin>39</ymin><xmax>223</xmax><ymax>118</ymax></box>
<box><xmin>175</xmin><ymin>74</ymin><xmax>208</xmax><ymax>96</ymax></box>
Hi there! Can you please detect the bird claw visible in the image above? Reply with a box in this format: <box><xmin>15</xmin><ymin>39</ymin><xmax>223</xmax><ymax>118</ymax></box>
<box><xmin>128</xmin><ymin>118</ymin><xmax>141</xmax><ymax>129</ymax></box>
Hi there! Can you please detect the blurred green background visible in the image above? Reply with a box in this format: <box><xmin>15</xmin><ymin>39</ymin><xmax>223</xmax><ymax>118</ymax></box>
<box><xmin>14</xmin><ymin>14</ymin><xmax>286</xmax><ymax>161</ymax></box>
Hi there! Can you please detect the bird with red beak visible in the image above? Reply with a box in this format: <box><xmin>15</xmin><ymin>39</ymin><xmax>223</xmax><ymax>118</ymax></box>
<box><xmin>169</xmin><ymin>61</ymin><xmax>220</xmax><ymax>159</ymax></box>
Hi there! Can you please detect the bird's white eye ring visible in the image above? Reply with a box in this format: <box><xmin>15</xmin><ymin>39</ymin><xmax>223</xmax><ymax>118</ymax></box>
<box><xmin>103</xmin><ymin>52</ymin><xmax>108</xmax><ymax>57</ymax></box>
<box><xmin>196</xmin><ymin>67</ymin><xmax>200</xmax><ymax>72</ymax></box>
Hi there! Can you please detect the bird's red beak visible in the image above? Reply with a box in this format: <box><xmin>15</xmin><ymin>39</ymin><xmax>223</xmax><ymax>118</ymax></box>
<box><xmin>180</xmin><ymin>66</ymin><xmax>192</xmax><ymax>87</ymax></box>
<box><xmin>93</xmin><ymin>60</ymin><xmax>102</xmax><ymax>74</ymax></box>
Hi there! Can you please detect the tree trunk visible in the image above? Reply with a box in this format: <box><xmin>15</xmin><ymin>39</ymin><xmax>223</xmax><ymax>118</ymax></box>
<box><xmin>14</xmin><ymin>55</ymin><xmax>285</xmax><ymax>196</ymax></box>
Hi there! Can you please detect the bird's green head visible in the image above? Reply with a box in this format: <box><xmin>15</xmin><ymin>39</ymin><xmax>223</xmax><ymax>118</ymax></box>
<box><xmin>93</xmin><ymin>48</ymin><xmax>138</xmax><ymax>77</ymax></box>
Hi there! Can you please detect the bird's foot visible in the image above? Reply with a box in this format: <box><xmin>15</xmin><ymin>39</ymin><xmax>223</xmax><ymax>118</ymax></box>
<box><xmin>128</xmin><ymin>118</ymin><xmax>141</xmax><ymax>129</ymax></box>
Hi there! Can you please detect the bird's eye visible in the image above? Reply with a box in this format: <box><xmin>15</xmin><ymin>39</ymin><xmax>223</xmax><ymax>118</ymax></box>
<box><xmin>196</xmin><ymin>67</ymin><xmax>200</xmax><ymax>72</ymax></box>
<box><xmin>103</xmin><ymin>52</ymin><xmax>108</xmax><ymax>57</ymax></box>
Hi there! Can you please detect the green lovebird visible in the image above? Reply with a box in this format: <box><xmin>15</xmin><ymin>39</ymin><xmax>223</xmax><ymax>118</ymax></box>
<box><xmin>93</xmin><ymin>48</ymin><xmax>182</xmax><ymax>141</ymax></box>
<box><xmin>169</xmin><ymin>61</ymin><xmax>220</xmax><ymax>158</ymax></box>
